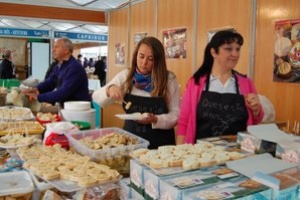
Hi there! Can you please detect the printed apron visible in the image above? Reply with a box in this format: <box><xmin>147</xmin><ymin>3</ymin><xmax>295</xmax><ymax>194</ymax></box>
<box><xmin>195</xmin><ymin>73</ymin><xmax>248</xmax><ymax>140</ymax></box>
<box><xmin>123</xmin><ymin>93</ymin><xmax>175</xmax><ymax>149</ymax></box>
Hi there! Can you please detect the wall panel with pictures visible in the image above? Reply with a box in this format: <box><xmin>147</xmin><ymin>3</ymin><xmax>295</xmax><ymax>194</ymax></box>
<box><xmin>196</xmin><ymin>0</ymin><xmax>253</xmax><ymax>76</ymax></box>
<box><xmin>104</xmin><ymin>6</ymin><xmax>130</xmax><ymax>129</ymax></box>
<box><xmin>255</xmin><ymin>0</ymin><xmax>300</xmax><ymax>125</ymax></box>
<box><xmin>129</xmin><ymin>0</ymin><xmax>156</xmax><ymax>56</ymax></box>
<box><xmin>105</xmin><ymin>0</ymin><xmax>300</xmax><ymax>128</ymax></box>
<box><xmin>157</xmin><ymin>0</ymin><xmax>194</xmax><ymax>95</ymax></box>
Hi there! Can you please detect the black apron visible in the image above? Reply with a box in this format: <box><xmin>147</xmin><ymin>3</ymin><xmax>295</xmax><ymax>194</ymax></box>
<box><xmin>195</xmin><ymin>73</ymin><xmax>248</xmax><ymax>140</ymax></box>
<box><xmin>123</xmin><ymin>93</ymin><xmax>175</xmax><ymax>149</ymax></box>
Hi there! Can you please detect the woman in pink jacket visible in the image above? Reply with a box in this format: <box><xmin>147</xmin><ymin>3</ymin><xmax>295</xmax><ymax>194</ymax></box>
<box><xmin>177</xmin><ymin>31</ymin><xmax>264</xmax><ymax>144</ymax></box>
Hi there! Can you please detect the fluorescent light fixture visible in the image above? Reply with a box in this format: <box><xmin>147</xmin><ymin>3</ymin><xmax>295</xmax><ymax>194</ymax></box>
<box><xmin>67</xmin><ymin>0</ymin><xmax>97</xmax><ymax>6</ymax></box>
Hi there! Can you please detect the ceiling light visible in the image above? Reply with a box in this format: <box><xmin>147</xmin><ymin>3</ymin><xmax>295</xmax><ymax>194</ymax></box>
<box><xmin>67</xmin><ymin>0</ymin><xmax>97</xmax><ymax>6</ymax></box>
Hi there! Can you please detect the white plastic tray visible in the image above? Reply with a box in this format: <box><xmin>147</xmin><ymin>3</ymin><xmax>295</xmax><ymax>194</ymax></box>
<box><xmin>29</xmin><ymin>169</ymin><xmax>120</xmax><ymax>193</ymax></box>
<box><xmin>0</xmin><ymin>106</ymin><xmax>35</xmax><ymax>121</ymax></box>
<box><xmin>0</xmin><ymin>171</ymin><xmax>34</xmax><ymax>196</ymax></box>
<box><xmin>0</xmin><ymin>138</ymin><xmax>37</xmax><ymax>149</ymax></box>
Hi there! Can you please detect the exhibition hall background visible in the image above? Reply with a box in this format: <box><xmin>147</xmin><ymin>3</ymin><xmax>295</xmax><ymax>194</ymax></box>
<box><xmin>0</xmin><ymin>0</ymin><xmax>299</xmax><ymax>130</ymax></box>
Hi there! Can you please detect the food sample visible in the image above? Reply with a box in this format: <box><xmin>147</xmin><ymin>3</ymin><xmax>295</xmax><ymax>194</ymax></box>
<box><xmin>125</xmin><ymin>101</ymin><xmax>132</xmax><ymax>110</ymax></box>
<box><xmin>36</xmin><ymin>112</ymin><xmax>59</xmax><ymax>122</ymax></box>
<box><xmin>0</xmin><ymin>107</ymin><xmax>33</xmax><ymax>121</ymax></box>
<box><xmin>0</xmin><ymin>133</ymin><xmax>35</xmax><ymax>147</ymax></box>
<box><xmin>0</xmin><ymin>121</ymin><xmax>44</xmax><ymax>135</ymax></box>
<box><xmin>20</xmin><ymin>144</ymin><xmax>121</xmax><ymax>186</ymax></box>
<box><xmin>78</xmin><ymin>132</ymin><xmax>138</xmax><ymax>150</ymax></box>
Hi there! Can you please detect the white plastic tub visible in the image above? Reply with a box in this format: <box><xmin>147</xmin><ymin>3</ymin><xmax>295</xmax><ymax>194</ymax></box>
<box><xmin>64</xmin><ymin>101</ymin><xmax>91</xmax><ymax>111</ymax></box>
<box><xmin>0</xmin><ymin>171</ymin><xmax>34</xmax><ymax>197</ymax></box>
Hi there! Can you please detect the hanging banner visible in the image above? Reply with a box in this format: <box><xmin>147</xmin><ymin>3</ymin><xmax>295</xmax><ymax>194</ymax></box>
<box><xmin>0</xmin><ymin>27</ymin><xmax>50</xmax><ymax>38</ymax></box>
<box><xmin>274</xmin><ymin>19</ymin><xmax>300</xmax><ymax>83</ymax></box>
<box><xmin>54</xmin><ymin>31</ymin><xmax>107</xmax><ymax>42</ymax></box>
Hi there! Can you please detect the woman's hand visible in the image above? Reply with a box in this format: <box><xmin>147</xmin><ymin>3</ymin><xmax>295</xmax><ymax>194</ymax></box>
<box><xmin>245</xmin><ymin>93</ymin><xmax>261</xmax><ymax>117</ymax></box>
<box><xmin>106</xmin><ymin>85</ymin><xmax>123</xmax><ymax>101</ymax></box>
<box><xmin>136</xmin><ymin>113</ymin><xmax>158</xmax><ymax>125</ymax></box>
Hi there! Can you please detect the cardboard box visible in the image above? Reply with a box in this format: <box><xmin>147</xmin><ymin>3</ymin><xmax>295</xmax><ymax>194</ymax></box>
<box><xmin>119</xmin><ymin>178</ymin><xmax>132</xmax><ymax>200</ymax></box>
<box><xmin>276</xmin><ymin>140</ymin><xmax>300</xmax><ymax>164</ymax></box>
<box><xmin>238</xmin><ymin>124</ymin><xmax>300</xmax><ymax>156</ymax></box>
<box><xmin>252</xmin><ymin>167</ymin><xmax>300</xmax><ymax>200</ymax></box>
<box><xmin>182</xmin><ymin>176</ymin><xmax>272</xmax><ymax>200</ymax></box>
<box><xmin>130</xmin><ymin>159</ymin><xmax>148</xmax><ymax>195</ymax></box>
<box><xmin>237</xmin><ymin>132</ymin><xmax>277</xmax><ymax>156</ymax></box>
<box><xmin>159</xmin><ymin>166</ymin><xmax>242</xmax><ymax>200</ymax></box>
<box><xmin>131</xmin><ymin>186</ymin><xmax>145</xmax><ymax>200</ymax></box>
<box><xmin>226</xmin><ymin>153</ymin><xmax>297</xmax><ymax>178</ymax></box>
<box><xmin>144</xmin><ymin>168</ymin><xmax>161</xmax><ymax>200</ymax></box>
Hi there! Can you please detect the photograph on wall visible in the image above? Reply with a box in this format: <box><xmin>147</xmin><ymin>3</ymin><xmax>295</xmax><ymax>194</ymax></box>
<box><xmin>0</xmin><ymin>39</ymin><xmax>26</xmax><ymax>66</ymax></box>
<box><xmin>274</xmin><ymin>19</ymin><xmax>300</xmax><ymax>83</ymax></box>
<box><xmin>162</xmin><ymin>27</ymin><xmax>187</xmax><ymax>59</ymax></box>
<box><xmin>115</xmin><ymin>42</ymin><xmax>125</xmax><ymax>66</ymax></box>
<box><xmin>134</xmin><ymin>32</ymin><xmax>147</xmax><ymax>47</ymax></box>
<box><xmin>207</xmin><ymin>27</ymin><xmax>236</xmax><ymax>42</ymax></box>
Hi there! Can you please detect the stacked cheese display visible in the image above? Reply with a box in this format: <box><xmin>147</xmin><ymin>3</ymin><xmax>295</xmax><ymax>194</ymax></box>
<box><xmin>132</xmin><ymin>141</ymin><xmax>245</xmax><ymax>171</ymax></box>
<box><xmin>19</xmin><ymin>144</ymin><xmax>120</xmax><ymax>188</ymax></box>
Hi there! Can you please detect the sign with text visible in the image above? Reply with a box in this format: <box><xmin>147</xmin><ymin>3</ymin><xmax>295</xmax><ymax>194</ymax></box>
<box><xmin>54</xmin><ymin>31</ymin><xmax>107</xmax><ymax>42</ymax></box>
<box><xmin>0</xmin><ymin>27</ymin><xmax>50</xmax><ymax>38</ymax></box>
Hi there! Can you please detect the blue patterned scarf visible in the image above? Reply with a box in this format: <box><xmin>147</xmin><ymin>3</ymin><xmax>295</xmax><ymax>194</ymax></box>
<box><xmin>132</xmin><ymin>69</ymin><xmax>152</xmax><ymax>92</ymax></box>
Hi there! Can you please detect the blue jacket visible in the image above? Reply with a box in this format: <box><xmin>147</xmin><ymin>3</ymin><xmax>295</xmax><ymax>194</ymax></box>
<box><xmin>37</xmin><ymin>56</ymin><xmax>91</xmax><ymax>107</ymax></box>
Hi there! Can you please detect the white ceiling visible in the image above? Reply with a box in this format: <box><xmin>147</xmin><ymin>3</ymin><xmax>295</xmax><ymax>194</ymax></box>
<box><xmin>0</xmin><ymin>0</ymin><xmax>136</xmax><ymax>35</ymax></box>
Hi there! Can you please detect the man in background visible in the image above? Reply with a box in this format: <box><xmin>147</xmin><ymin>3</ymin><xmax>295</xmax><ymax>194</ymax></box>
<box><xmin>77</xmin><ymin>54</ymin><xmax>83</xmax><ymax>66</ymax></box>
<box><xmin>22</xmin><ymin>37</ymin><xmax>91</xmax><ymax>107</ymax></box>
<box><xmin>93</xmin><ymin>56</ymin><xmax>107</xmax><ymax>86</ymax></box>
<box><xmin>0</xmin><ymin>50</ymin><xmax>16</xmax><ymax>79</ymax></box>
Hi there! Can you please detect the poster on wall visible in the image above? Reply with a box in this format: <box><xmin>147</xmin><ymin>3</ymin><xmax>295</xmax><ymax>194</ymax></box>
<box><xmin>274</xmin><ymin>19</ymin><xmax>300</xmax><ymax>83</ymax></box>
<box><xmin>134</xmin><ymin>32</ymin><xmax>147</xmax><ymax>47</ymax></box>
<box><xmin>162</xmin><ymin>27</ymin><xmax>187</xmax><ymax>59</ymax></box>
<box><xmin>0</xmin><ymin>38</ymin><xmax>26</xmax><ymax>66</ymax></box>
<box><xmin>207</xmin><ymin>27</ymin><xmax>236</xmax><ymax>42</ymax></box>
<box><xmin>115</xmin><ymin>42</ymin><xmax>125</xmax><ymax>66</ymax></box>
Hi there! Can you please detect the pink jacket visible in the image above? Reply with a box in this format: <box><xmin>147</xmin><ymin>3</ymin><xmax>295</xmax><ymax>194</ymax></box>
<box><xmin>177</xmin><ymin>74</ymin><xmax>264</xmax><ymax>144</ymax></box>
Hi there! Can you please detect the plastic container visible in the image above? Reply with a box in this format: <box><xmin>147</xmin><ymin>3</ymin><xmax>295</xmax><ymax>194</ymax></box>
<box><xmin>60</xmin><ymin>108</ymin><xmax>96</xmax><ymax>128</ymax></box>
<box><xmin>0</xmin><ymin>171</ymin><xmax>34</xmax><ymax>197</ymax></box>
<box><xmin>64</xmin><ymin>101</ymin><xmax>91</xmax><ymax>111</ymax></box>
<box><xmin>66</xmin><ymin>128</ymin><xmax>149</xmax><ymax>175</ymax></box>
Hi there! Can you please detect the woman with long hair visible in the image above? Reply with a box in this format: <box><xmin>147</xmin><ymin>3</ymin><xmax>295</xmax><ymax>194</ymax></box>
<box><xmin>92</xmin><ymin>36</ymin><xmax>180</xmax><ymax>149</ymax></box>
